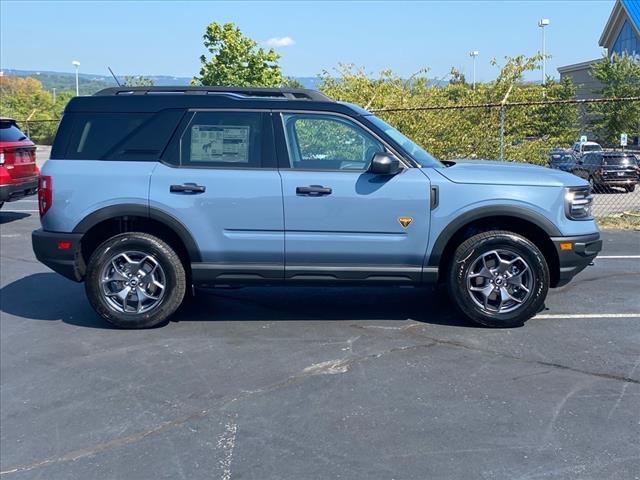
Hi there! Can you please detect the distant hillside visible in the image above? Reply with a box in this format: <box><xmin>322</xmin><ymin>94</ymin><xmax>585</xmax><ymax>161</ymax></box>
<box><xmin>1</xmin><ymin>69</ymin><xmax>446</xmax><ymax>94</ymax></box>
<box><xmin>2</xmin><ymin>69</ymin><xmax>324</xmax><ymax>95</ymax></box>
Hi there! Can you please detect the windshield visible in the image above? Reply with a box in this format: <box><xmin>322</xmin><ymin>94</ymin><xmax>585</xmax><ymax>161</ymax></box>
<box><xmin>582</xmin><ymin>144</ymin><xmax>602</xmax><ymax>152</ymax></box>
<box><xmin>0</xmin><ymin>122</ymin><xmax>27</xmax><ymax>142</ymax></box>
<box><xmin>365</xmin><ymin>115</ymin><xmax>442</xmax><ymax>167</ymax></box>
<box><xmin>550</xmin><ymin>153</ymin><xmax>573</xmax><ymax>163</ymax></box>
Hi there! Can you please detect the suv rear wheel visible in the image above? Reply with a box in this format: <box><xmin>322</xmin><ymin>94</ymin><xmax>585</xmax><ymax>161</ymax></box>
<box><xmin>447</xmin><ymin>230</ymin><xmax>549</xmax><ymax>328</ymax></box>
<box><xmin>85</xmin><ymin>232</ymin><xmax>186</xmax><ymax>328</ymax></box>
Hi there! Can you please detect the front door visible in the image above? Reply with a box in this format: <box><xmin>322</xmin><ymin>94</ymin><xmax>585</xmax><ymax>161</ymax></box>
<box><xmin>150</xmin><ymin>110</ymin><xmax>284</xmax><ymax>284</ymax></box>
<box><xmin>276</xmin><ymin>112</ymin><xmax>431</xmax><ymax>283</ymax></box>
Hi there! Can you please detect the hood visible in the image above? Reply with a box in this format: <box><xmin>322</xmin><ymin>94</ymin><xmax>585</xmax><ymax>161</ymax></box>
<box><xmin>432</xmin><ymin>159</ymin><xmax>587</xmax><ymax>187</ymax></box>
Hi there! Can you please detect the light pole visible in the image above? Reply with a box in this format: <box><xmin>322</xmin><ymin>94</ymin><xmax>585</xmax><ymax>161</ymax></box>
<box><xmin>538</xmin><ymin>19</ymin><xmax>550</xmax><ymax>85</ymax></box>
<box><xmin>72</xmin><ymin>60</ymin><xmax>80</xmax><ymax>96</ymax></box>
<box><xmin>469</xmin><ymin>50</ymin><xmax>479</xmax><ymax>90</ymax></box>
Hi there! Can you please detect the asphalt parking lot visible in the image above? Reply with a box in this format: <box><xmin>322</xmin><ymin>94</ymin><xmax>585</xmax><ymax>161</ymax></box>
<box><xmin>1</xmin><ymin>203</ymin><xmax>639</xmax><ymax>480</ymax></box>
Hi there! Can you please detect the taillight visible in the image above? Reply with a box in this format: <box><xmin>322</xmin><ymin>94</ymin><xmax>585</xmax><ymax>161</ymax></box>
<box><xmin>38</xmin><ymin>175</ymin><xmax>52</xmax><ymax>217</ymax></box>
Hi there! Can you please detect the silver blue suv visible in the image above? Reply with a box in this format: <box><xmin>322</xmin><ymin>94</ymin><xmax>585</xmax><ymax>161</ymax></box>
<box><xmin>32</xmin><ymin>87</ymin><xmax>602</xmax><ymax>328</ymax></box>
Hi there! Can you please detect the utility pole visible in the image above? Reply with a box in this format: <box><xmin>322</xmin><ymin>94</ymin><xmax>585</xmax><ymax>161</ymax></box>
<box><xmin>52</xmin><ymin>88</ymin><xmax>56</xmax><ymax>103</ymax></box>
<box><xmin>72</xmin><ymin>60</ymin><xmax>80</xmax><ymax>96</ymax></box>
<box><xmin>538</xmin><ymin>19</ymin><xmax>550</xmax><ymax>85</ymax></box>
<box><xmin>469</xmin><ymin>50</ymin><xmax>479</xmax><ymax>90</ymax></box>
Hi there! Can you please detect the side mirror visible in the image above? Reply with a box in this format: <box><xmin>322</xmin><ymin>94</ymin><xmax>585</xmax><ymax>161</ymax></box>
<box><xmin>368</xmin><ymin>152</ymin><xmax>402</xmax><ymax>175</ymax></box>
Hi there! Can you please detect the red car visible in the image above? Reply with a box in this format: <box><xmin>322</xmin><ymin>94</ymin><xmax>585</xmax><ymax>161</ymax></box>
<box><xmin>0</xmin><ymin>118</ymin><xmax>39</xmax><ymax>209</ymax></box>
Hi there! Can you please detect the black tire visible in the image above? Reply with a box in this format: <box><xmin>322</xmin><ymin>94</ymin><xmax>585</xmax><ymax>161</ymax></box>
<box><xmin>447</xmin><ymin>230</ymin><xmax>549</xmax><ymax>328</ymax></box>
<box><xmin>0</xmin><ymin>201</ymin><xmax>4</xmax><ymax>209</ymax></box>
<box><xmin>85</xmin><ymin>232</ymin><xmax>186</xmax><ymax>328</ymax></box>
<box><xmin>625</xmin><ymin>184</ymin><xmax>636</xmax><ymax>193</ymax></box>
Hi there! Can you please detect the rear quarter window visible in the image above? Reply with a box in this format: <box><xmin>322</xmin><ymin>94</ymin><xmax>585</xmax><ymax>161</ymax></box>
<box><xmin>59</xmin><ymin>110</ymin><xmax>184</xmax><ymax>160</ymax></box>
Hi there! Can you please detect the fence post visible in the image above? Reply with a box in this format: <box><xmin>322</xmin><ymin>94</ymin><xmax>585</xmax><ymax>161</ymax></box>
<box><xmin>498</xmin><ymin>84</ymin><xmax>513</xmax><ymax>162</ymax></box>
<box><xmin>499</xmin><ymin>106</ymin><xmax>505</xmax><ymax>161</ymax></box>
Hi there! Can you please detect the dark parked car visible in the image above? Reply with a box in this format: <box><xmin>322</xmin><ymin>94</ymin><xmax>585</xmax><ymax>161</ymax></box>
<box><xmin>572</xmin><ymin>151</ymin><xmax>639</xmax><ymax>193</ymax></box>
<box><xmin>548</xmin><ymin>149</ymin><xmax>577</xmax><ymax>172</ymax></box>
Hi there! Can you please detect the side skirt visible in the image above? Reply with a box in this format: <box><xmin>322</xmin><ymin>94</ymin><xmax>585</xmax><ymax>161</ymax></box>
<box><xmin>191</xmin><ymin>263</ymin><xmax>438</xmax><ymax>286</ymax></box>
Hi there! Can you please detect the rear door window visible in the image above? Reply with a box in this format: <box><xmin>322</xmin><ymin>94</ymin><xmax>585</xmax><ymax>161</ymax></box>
<box><xmin>178</xmin><ymin>111</ymin><xmax>268</xmax><ymax>168</ymax></box>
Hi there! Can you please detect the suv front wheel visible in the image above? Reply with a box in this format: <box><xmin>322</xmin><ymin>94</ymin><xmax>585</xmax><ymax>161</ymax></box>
<box><xmin>85</xmin><ymin>232</ymin><xmax>186</xmax><ymax>328</ymax></box>
<box><xmin>448</xmin><ymin>230</ymin><xmax>549</xmax><ymax>328</ymax></box>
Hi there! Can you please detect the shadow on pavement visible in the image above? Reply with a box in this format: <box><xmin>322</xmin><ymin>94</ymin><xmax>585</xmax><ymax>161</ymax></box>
<box><xmin>0</xmin><ymin>272</ymin><xmax>476</xmax><ymax>329</ymax></box>
<box><xmin>0</xmin><ymin>212</ymin><xmax>30</xmax><ymax>224</ymax></box>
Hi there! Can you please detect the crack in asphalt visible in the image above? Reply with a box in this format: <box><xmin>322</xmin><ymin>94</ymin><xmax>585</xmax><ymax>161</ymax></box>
<box><xmin>0</xmin><ymin>341</ymin><xmax>437</xmax><ymax>476</ymax></box>
<box><xmin>400</xmin><ymin>324</ymin><xmax>640</xmax><ymax>385</ymax></box>
<box><xmin>0</xmin><ymin>410</ymin><xmax>208</xmax><ymax>476</ymax></box>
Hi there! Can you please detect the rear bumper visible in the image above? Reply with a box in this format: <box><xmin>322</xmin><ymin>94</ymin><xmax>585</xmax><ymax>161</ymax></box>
<box><xmin>0</xmin><ymin>178</ymin><xmax>38</xmax><ymax>202</ymax></box>
<box><xmin>32</xmin><ymin>229</ymin><xmax>85</xmax><ymax>282</ymax></box>
<box><xmin>596</xmin><ymin>176</ymin><xmax>639</xmax><ymax>186</ymax></box>
<box><xmin>551</xmin><ymin>232</ymin><xmax>602</xmax><ymax>287</ymax></box>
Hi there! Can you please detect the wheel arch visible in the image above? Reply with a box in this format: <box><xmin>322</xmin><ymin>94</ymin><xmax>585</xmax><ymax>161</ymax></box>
<box><xmin>429</xmin><ymin>206</ymin><xmax>562</xmax><ymax>287</ymax></box>
<box><xmin>73</xmin><ymin>204</ymin><xmax>202</xmax><ymax>266</ymax></box>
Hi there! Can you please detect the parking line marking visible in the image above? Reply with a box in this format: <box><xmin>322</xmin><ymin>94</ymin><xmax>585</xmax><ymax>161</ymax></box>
<box><xmin>536</xmin><ymin>313</ymin><xmax>640</xmax><ymax>319</ymax></box>
<box><xmin>597</xmin><ymin>255</ymin><xmax>640</xmax><ymax>259</ymax></box>
<box><xmin>0</xmin><ymin>209</ymin><xmax>37</xmax><ymax>212</ymax></box>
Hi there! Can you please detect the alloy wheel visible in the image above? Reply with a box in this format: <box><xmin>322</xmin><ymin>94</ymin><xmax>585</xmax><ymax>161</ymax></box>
<box><xmin>465</xmin><ymin>249</ymin><xmax>534</xmax><ymax>314</ymax></box>
<box><xmin>100</xmin><ymin>251</ymin><xmax>166</xmax><ymax>314</ymax></box>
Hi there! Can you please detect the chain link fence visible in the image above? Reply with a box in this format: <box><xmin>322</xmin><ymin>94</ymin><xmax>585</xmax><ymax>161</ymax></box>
<box><xmin>14</xmin><ymin>97</ymin><xmax>640</xmax><ymax>219</ymax></box>
<box><xmin>372</xmin><ymin>97</ymin><xmax>640</xmax><ymax>218</ymax></box>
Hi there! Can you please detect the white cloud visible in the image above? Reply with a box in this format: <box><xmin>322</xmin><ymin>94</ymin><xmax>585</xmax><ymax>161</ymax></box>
<box><xmin>264</xmin><ymin>36</ymin><xmax>295</xmax><ymax>48</ymax></box>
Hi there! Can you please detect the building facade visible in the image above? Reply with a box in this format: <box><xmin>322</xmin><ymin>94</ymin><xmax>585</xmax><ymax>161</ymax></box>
<box><xmin>558</xmin><ymin>0</ymin><xmax>640</xmax><ymax>99</ymax></box>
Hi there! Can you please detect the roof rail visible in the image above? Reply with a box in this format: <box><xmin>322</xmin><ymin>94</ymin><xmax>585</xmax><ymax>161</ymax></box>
<box><xmin>93</xmin><ymin>86</ymin><xmax>333</xmax><ymax>101</ymax></box>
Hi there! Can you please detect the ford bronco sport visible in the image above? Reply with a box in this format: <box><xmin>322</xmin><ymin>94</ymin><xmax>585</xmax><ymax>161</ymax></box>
<box><xmin>32</xmin><ymin>87</ymin><xmax>602</xmax><ymax>328</ymax></box>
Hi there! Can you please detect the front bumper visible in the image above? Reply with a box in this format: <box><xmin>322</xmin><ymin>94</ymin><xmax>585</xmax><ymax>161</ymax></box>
<box><xmin>32</xmin><ymin>229</ymin><xmax>85</xmax><ymax>282</ymax></box>
<box><xmin>0</xmin><ymin>178</ymin><xmax>38</xmax><ymax>202</ymax></box>
<box><xmin>551</xmin><ymin>232</ymin><xmax>602</xmax><ymax>287</ymax></box>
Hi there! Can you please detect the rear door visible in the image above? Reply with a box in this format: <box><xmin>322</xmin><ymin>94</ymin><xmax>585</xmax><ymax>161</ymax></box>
<box><xmin>275</xmin><ymin>111</ymin><xmax>431</xmax><ymax>283</ymax></box>
<box><xmin>150</xmin><ymin>110</ymin><xmax>284</xmax><ymax>284</ymax></box>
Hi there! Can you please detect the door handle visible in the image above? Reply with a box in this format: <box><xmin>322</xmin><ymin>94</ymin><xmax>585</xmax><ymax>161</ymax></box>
<box><xmin>170</xmin><ymin>183</ymin><xmax>206</xmax><ymax>194</ymax></box>
<box><xmin>296</xmin><ymin>185</ymin><xmax>332</xmax><ymax>196</ymax></box>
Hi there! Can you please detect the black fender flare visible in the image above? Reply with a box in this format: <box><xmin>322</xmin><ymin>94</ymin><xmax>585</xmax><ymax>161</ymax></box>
<box><xmin>73</xmin><ymin>203</ymin><xmax>202</xmax><ymax>262</ymax></box>
<box><xmin>427</xmin><ymin>205</ymin><xmax>562</xmax><ymax>267</ymax></box>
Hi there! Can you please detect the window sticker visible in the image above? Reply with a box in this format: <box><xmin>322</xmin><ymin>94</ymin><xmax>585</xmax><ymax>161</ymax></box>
<box><xmin>190</xmin><ymin>125</ymin><xmax>250</xmax><ymax>163</ymax></box>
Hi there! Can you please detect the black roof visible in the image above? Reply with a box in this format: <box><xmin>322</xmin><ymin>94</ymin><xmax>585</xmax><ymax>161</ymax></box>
<box><xmin>64</xmin><ymin>86</ymin><xmax>369</xmax><ymax>115</ymax></box>
<box><xmin>94</xmin><ymin>86</ymin><xmax>333</xmax><ymax>101</ymax></box>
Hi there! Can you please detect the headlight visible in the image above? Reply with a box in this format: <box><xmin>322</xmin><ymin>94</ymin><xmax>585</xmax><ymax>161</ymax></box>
<box><xmin>564</xmin><ymin>187</ymin><xmax>593</xmax><ymax>220</ymax></box>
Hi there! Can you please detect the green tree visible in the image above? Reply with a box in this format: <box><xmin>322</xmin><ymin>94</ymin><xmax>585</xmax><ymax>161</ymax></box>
<box><xmin>281</xmin><ymin>77</ymin><xmax>304</xmax><ymax>88</ymax></box>
<box><xmin>448</xmin><ymin>67</ymin><xmax>467</xmax><ymax>86</ymax></box>
<box><xmin>589</xmin><ymin>53</ymin><xmax>640</xmax><ymax>144</ymax></box>
<box><xmin>0</xmin><ymin>76</ymin><xmax>68</xmax><ymax>143</ymax></box>
<box><xmin>192</xmin><ymin>22</ymin><xmax>283</xmax><ymax>87</ymax></box>
<box><xmin>317</xmin><ymin>54</ymin><xmax>578</xmax><ymax>164</ymax></box>
<box><xmin>123</xmin><ymin>75</ymin><xmax>155</xmax><ymax>87</ymax></box>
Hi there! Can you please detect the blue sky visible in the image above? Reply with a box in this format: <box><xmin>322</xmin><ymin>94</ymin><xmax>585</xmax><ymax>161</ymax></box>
<box><xmin>1</xmin><ymin>1</ymin><xmax>614</xmax><ymax>82</ymax></box>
